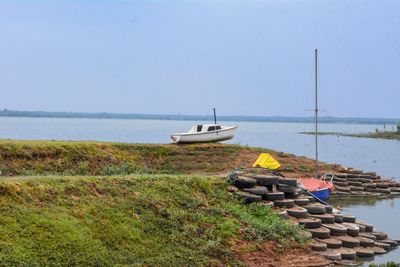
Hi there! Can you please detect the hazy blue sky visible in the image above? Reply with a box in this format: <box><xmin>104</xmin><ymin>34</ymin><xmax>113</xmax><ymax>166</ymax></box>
<box><xmin>0</xmin><ymin>0</ymin><xmax>399</xmax><ymax>117</ymax></box>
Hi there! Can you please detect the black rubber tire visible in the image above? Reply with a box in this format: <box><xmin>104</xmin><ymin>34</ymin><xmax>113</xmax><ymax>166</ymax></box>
<box><xmin>294</xmin><ymin>198</ymin><xmax>310</xmax><ymax>206</ymax></box>
<box><xmin>277</xmin><ymin>184</ymin><xmax>297</xmax><ymax>194</ymax></box>
<box><xmin>297</xmin><ymin>217</ymin><xmax>322</xmax><ymax>229</ymax></box>
<box><xmin>341</xmin><ymin>222</ymin><xmax>360</xmax><ymax>237</ymax></box>
<box><xmin>316</xmin><ymin>238</ymin><xmax>342</xmax><ymax>249</ymax></box>
<box><xmin>310</xmin><ymin>227</ymin><xmax>331</xmax><ymax>239</ymax></box>
<box><xmin>376</xmin><ymin>183</ymin><xmax>389</xmax><ymax>189</ymax></box>
<box><xmin>263</xmin><ymin>191</ymin><xmax>285</xmax><ymax>201</ymax></box>
<box><xmin>234</xmin><ymin>191</ymin><xmax>262</xmax><ymax>204</ymax></box>
<box><xmin>379</xmin><ymin>239</ymin><xmax>398</xmax><ymax>248</ymax></box>
<box><xmin>377</xmin><ymin>188</ymin><xmax>391</xmax><ymax>194</ymax></box>
<box><xmin>310</xmin><ymin>242</ymin><xmax>327</xmax><ymax>252</ymax></box>
<box><xmin>360</xmin><ymin>233</ymin><xmax>377</xmax><ymax>241</ymax></box>
<box><xmin>311</xmin><ymin>214</ymin><xmax>335</xmax><ymax>224</ymax></box>
<box><xmin>333</xmin><ymin>214</ymin><xmax>344</xmax><ymax>223</ymax></box>
<box><xmin>302</xmin><ymin>195</ymin><xmax>316</xmax><ymax>203</ymax></box>
<box><xmin>286</xmin><ymin>207</ymin><xmax>308</xmax><ymax>218</ymax></box>
<box><xmin>285</xmin><ymin>192</ymin><xmax>300</xmax><ymax>199</ymax></box>
<box><xmin>234</xmin><ymin>176</ymin><xmax>257</xmax><ymax>189</ymax></box>
<box><xmin>318</xmin><ymin>251</ymin><xmax>341</xmax><ymax>261</ymax></box>
<box><xmin>324</xmin><ymin>205</ymin><xmax>333</xmax><ymax>214</ymax></box>
<box><xmin>243</xmin><ymin>186</ymin><xmax>268</xmax><ymax>195</ymax></box>
<box><xmin>322</xmin><ymin>223</ymin><xmax>347</xmax><ymax>236</ymax></box>
<box><xmin>273</xmin><ymin>199</ymin><xmax>295</xmax><ymax>208</ymax></box>
<box><xmin>356</xmin><ymin>221</ymin><xmax>374</xmax><ymax>232</ymax></box>
<box><xmin>333</xmin><ymin>177</ymin><xmax>347</xmax><ymax>182</ymax></box>
<box><xmin>335</xmin><ymin>236</ymin><xmax>360</xmax><ymax>248</ymax></box>
<box><xmin>347</xmin><ymin>227</ymin><xmax>359</xmax><ymax>237</ymax></box>
<box><xmin>355</xmin><ymin>247</ymin><xmax>374</xmax><ymax>258</ymax></box>
<box><xmin>359</xmin><ymin>178</ymin><xmax>373</xmax><ymax>183</ymax></box>
<box><xmin>260</xmin><ymin>201</ymin><xmax>274</xmax><ymax>208</ymax></box>
<box><xmin>278</xmin><ymin>210</ymin><xmax>288</xmax><ymax>219</ymax></box>
<box><xmin>354</xmin><ymin>223</ymin><xmax>366</xmax><ymax>233</ymax></box>
<box><xmin>227</xmin><ymin>171</ymin><xmax>241</xmax><ymax>182</ymax></box>
<box><xmin>336</xmin><ymin>248</ymin><xmax>356</xmax><ymax>260</ymax></box>
<box><xmin>373</xmin><ymin>246</ymin><xmax>387</xmax><ymax>255</ymax></box>
<box><xmin>356</xmin><ymin>236</ymin><xmax>375</xmax><ymax>247</ymax></box>
<box><xmin>375</xmin><ymin>242</ymin><xmax>391</xmax><ymax>251</ymax></box>
<box><xmin>334</xmin><ymin>186</ymin><xmax>351</xmax><ymax>192</ymax></box>
<box><xmin>304</xmin><ymin>204</ymin><xmax>326</xmax><ymax>214</ymax></box>
<box><xmin>348</xmin><ymin>181</ymin><xmax>362</xmax><ymax>186</ymax></box>
<box><xmin>371</xmin><ymin>231</ymin><xmax>388</xmax><ymax>241</ymax></box>
<box><xmin>333</xmin><ymin>181</ymin><xmax>348</xmax><ymax>187</ymax></box>
<box><xmin>365</xmin><ymin>188</ymin><xmax>378</xmax><ymax>193</ymax></box>
<box><xmin>253</xmin><ymin>175</ymin><xmax>279</xmax><ymax>186</ymax></box>
<box><xmin>390</xmin><ymin>187</ymin><xmax>400</xmax><ymax>192</ymax></box>
<box><xmin>346</xmin><ymin>177</ymin><xmax>360</xmax><ymax>181</ymax></box>
<box><xmin>342</xmin><ymin>214</ymin><xmax>356</xmax><ymax>223</ymax></box>
<box><xmin>337</xmin><ymin>191</ymin><xmax>351</xmax><ymax>195</ymax></box>
<box><xmin>350</xmin><ymin>186</ymin><xmax>364</xmax><ymax>191</ymax></box>
<box><xmin>278</xmin><ymin>178</ymin><xmax>298</xmax><ymax>186</ymax></box>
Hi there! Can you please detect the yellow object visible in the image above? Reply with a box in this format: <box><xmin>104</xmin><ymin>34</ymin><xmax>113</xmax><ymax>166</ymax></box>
<box><xmin>253</xmin><ymin>153</ymin><xmax>281</xmax><ymax>170</ymax></box>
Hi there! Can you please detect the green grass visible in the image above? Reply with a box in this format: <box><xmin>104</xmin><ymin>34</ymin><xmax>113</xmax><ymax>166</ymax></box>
<box><xmin>0</xmin><ymin>174</ymin><xmax>305</xmax><ymax>266</ymax></box>
<box><xmin>0</xmin><ymin>140</ymin><xmax>259</xmax><ymax>176</ymax></box>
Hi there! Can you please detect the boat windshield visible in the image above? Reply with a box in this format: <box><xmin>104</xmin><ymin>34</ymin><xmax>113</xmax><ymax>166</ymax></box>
<box><xmin>197</xmin><ymin>125</ymin><xmax>203</xmax><ymax>132</ymax></box>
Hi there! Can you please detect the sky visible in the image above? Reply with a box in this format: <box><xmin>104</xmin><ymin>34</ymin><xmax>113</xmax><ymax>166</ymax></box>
<box><xmin>0</xmin><ymin>0</ymin><xmax>399</xmax><ymax>118</ymax></box>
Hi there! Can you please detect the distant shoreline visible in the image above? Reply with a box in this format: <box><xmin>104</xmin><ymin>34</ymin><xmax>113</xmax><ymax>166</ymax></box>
<box><xmin>300</xmin><ymin>131</ymin><xmax>400</xmax><ymax>140</ymax></box>
<box><xmin>1</xmin><ymin>109</ymin><xmax>399</xmax><ymax>125</ymax></box>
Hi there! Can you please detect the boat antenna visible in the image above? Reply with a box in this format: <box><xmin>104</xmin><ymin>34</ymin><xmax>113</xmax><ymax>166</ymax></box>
<box><xmin>213</xmin><ymin>108</ymin><xmax>217</xmax><ymax>124</ymax></box>
<box><xmin>314</xmin><ymin>49</ymin><xmax>319</xmax><ymax>179</ymax></box>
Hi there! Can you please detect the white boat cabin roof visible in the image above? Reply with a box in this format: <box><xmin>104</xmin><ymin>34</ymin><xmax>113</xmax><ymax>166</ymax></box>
<box><xmin>188</xmin><ymin>124</ymin><xmax>223</xmax><ymax>133</ymax></box>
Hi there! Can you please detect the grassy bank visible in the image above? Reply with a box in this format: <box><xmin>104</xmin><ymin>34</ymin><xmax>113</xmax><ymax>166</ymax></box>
<box><xmin>0</xmin><ymin>139</ymin><xmax>333</xmax><ymax>177</ymax></box>
<box><xmin>0</xmin><ymin>174</ymin><xmax>304</xmax><ymax>266</ymax></box>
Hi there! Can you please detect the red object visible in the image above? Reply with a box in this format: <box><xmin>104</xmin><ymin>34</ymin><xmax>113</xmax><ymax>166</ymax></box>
<box><xmin>297</xmin><ymin>178</ymin><xmax>334</xmax><ymax>192</ymax></box>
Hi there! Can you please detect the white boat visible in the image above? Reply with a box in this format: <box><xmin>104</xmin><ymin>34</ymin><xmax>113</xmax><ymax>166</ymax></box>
<box><xmin>171</xmin><ymin>124</ymin><xmax>238</xmax><ymax>143</ymax></box>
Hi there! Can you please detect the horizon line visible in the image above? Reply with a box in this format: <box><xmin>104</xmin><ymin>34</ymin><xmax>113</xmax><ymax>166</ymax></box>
<box><xmin>0</xmin><ymin>109</ymin><xmax>399</xmax><ymax>124</ymax></box>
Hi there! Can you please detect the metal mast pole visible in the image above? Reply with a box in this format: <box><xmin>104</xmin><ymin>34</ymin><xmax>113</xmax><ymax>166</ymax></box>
<box><xmin>315</xmin><ymin>49</ymin><xmax>319</xmax><ymax>179</ymax></box>
<box><xmin>213</xmin><ymin>108</ymin><xmax>217</xmax><ymax>124</ymax></box>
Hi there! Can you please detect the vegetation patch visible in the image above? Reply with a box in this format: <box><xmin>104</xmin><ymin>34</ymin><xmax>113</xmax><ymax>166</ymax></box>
<box><xmin>0</xmin><ymin>140</ymin><xmax>334</xmax><ymax>177</ymax></box>
<box><xmin>0</xmin><ymin>174</ymin><xmax>305</xmax><ymax>266</ymax></box>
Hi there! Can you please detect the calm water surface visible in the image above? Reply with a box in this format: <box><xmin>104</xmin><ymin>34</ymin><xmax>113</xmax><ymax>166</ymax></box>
<box><xmin>330</xmin><ymin>197</ymin><xmax>400</xmax><ymax>265</ymax></box>
<box><xmin>1</xmin><ymin>117</ymin><xmax>399</xmax><ymax>264</ymax></box>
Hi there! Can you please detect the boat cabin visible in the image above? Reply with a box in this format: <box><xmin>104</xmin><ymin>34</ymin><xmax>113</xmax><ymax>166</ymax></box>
<box><xmin>188</xmin><ymin>124</ymin><xmax>222</xmax><ymax>133</ymax></box>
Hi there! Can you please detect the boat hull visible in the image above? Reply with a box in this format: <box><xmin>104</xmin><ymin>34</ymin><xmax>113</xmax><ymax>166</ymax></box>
<box><xmin>311</xmin><ymin>188</ymin><xmax>331</xmax><ymax>201</ymax></box>
<box><xmin>171</xmin><ymin>127</ymin><xmax>237</xmax><ymax>144</ymax></box>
